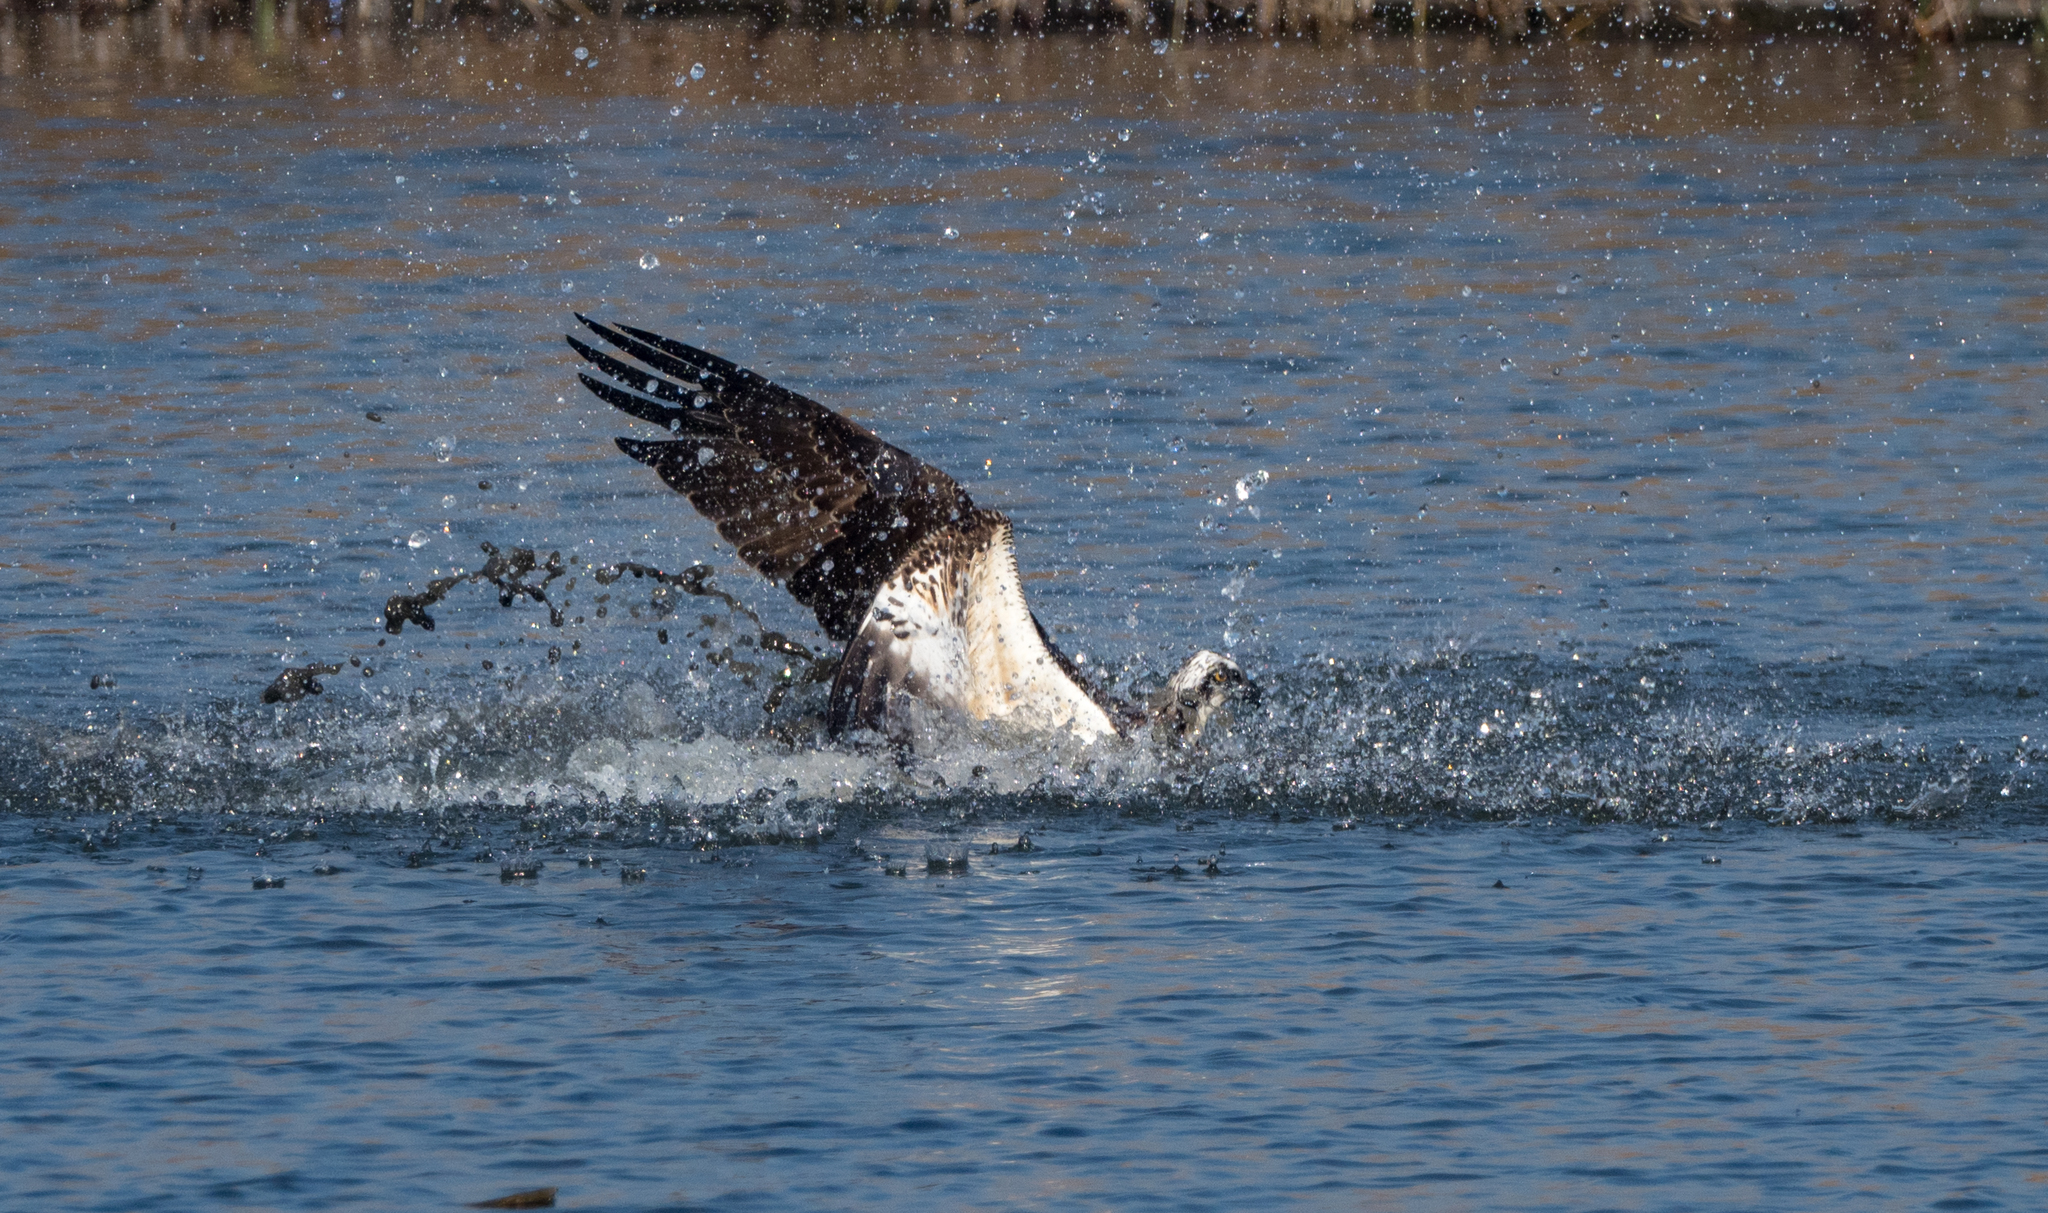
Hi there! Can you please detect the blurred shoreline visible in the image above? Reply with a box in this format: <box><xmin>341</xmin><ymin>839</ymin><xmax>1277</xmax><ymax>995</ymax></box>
<box><xmin>1</xmin><ymin>0</ymin><xmax>2042</xmax><ymax>45</ymax></box>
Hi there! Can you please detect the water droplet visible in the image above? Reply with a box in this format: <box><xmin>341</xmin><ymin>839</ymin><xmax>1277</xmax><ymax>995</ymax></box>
<box><xmin>754</xmin><ymin>234</ymin><xmax>767</xmax><ymax>245</ymax></box>
<box><xmin>1234</xmin><ymin>469</ymin><xmax>1269</xmax><ymax>502</ymax></box>
<box><xmin>573</xmin><ymin>46</ymin><xmax>589</xmax><ymax>60</ymax></box>
<box><xmin>433</xmin><ymin>436</ymin><xmax>456</xmax><ymax>462</ymax></box>
<box><xmin>690</xmin><ymin>63</ymin><xmax>706</xmax><ymax>80</ymax></box>
<box><xmin>332</xmin><ymin>89</ymin><xmax>345</xmax><ymax>100</ymax></box>
<box><xmin>670</xmin><ymin>106</ymin><xmax>683</xmax><ymax>118</ymax></box>
<box><xmin>1087</xmin><ymin>150</ymin><xmax>1101</xmax><ymax>164</ymax></box>
<box><xmin>1167</xmin><ymin>436</ymin><xmax>1185</xmax><ymax>453</ymax></box>
<box><xmin>561</xmin><ymin>280</ymin><xmax>574</xmax><ymax>294</ymax></box>
<box><xmin>943</xmin><ymin>227</ymin><xmax>960</xmax><ymax>240</ymax></box>
<box><xmin>359</xmin><ymin>568</ymin><xmax>380</xmax><ymax>582</ymax></box>
<box><xmin>406</xmin><ymin>530</ymin><xmax>430</xmax><ymax>549</ymax></box>
<box><xmin>1119</xmin><ymin>128</ymin><xmax>1132</xmax><ymax>141</ymax></box>
<box><xmin>1461</xmin><ymin>285</ymin><xmax>1473</xmax><ymax>297</ymax></box>
<box><xmin>1196</xmin><ymin>232</ymin><xmax>1212</xmax><ymax>244</ymax></box>
<box><xmin>640</xmin><ymin>253</ymin><xmax>660</xmax><ymax>270</ymax></box>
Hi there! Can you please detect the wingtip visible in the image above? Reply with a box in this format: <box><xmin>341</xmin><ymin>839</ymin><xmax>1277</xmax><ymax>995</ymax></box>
<box><xmin>614</xmin><ymin>436</ymin><xmax>663</xmax><ymax>465</ymax></box>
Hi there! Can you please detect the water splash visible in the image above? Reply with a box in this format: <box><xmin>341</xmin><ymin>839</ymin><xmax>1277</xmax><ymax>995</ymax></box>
<box><xmin>5</xmin><ymin>638</ymin><xmax>2027</xmax><ymax>869</ymax></box>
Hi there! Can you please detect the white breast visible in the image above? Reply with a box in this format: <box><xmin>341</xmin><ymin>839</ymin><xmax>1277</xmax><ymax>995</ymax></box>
<box><xmin>955</xmin><ymin>525</ymin><xmax>1118</xmax><ymax>741</ymax></box>
<box><xmin>837</xmin><ymin>522</ymin><xmax>1118</xmax><ymax>744</ymax></box>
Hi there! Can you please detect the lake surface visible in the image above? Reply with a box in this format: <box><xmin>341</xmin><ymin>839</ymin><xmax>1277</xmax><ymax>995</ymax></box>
<box><xmin>3</xmin><ymin>13</ymin><xmax>2047</xmax><ymax>1210</ymax></box>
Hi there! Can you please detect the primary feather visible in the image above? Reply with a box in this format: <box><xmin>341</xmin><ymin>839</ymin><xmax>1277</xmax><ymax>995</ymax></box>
<box><xmin>571</xmin><ymin>316</ymin><xmax>976</xmax><ymax>643</ymax></box>
<box><xmin>570</xmin><ymin>316</ymin><xmax>1244</xmax><ymax>747</ymax></box>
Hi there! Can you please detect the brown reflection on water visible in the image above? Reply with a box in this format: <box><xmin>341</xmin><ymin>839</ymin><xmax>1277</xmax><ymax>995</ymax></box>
<box><xmin>3</xmin><ymin>11</ymin><xmax>2044</xmax><ymax>133</ymax></box>
<box><xmin>4</xmin><ymin>8</ymin><xmax>2046</xmax><ymax>681</ymax></box>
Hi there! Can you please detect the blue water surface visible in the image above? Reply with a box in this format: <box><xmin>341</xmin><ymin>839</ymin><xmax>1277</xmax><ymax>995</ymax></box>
<box><xmin>3</xmin><ymin>13</ymin><xmax>2048</xmax><ymax>1210</ymax></box>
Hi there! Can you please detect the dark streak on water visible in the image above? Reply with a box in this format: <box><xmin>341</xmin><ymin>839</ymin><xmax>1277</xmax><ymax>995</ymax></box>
<box><xmin>3</xmin><ymin>16</ymin><xmax>2047</xmax><ymax>1211</ymax></box>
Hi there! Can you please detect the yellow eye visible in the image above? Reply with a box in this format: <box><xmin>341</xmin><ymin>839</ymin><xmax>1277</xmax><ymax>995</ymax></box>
<box><xmin>1210</xmin><ymin>670</ymin><xmax>1227</xmax><ymax>683</ymax></box>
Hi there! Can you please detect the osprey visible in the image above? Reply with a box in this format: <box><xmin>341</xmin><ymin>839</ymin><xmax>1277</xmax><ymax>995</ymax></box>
<box><xmin>568</xmin><ymin>316</ymin><xmax>1257</xmax><ymax>747</ymax></box>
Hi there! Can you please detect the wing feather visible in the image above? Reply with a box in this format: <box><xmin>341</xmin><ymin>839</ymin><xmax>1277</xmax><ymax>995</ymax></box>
<box><xmin>570</xmin><ymin>315</ymin><xmax>983</xmax><ymax>643</ymax></box>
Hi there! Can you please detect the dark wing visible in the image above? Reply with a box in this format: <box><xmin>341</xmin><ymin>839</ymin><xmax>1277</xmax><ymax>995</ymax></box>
<box><xmin>569</xmin><ymin>315</ymin><xmax>988</xmax><ymax>643</ymax></box>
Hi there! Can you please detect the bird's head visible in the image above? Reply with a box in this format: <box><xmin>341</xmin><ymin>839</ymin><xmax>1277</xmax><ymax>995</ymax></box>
<box><xmin>1149</xmin><ymin>650</ymin><xmax>1259</xmax><ymax>747</ymax></box>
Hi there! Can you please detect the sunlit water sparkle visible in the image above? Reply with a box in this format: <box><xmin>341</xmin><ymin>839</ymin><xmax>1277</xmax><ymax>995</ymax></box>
<box><xmin>3</xmin><ymin>17</ymin><xmax>2047</xmax><ymax>1210</ymax></box>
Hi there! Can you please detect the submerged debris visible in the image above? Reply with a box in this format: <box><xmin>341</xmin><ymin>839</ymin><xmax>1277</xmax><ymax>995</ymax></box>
<box><xmin>589</xmin><ymin>559</ymin><xmax>838</xmax><ymax>709</ymax></box>
<box><xmin>499</xmin><ymin>853</ymin><xmax>544</xmax><ymax>881</ymax></box>
<box><xmin>468</xmin><ymin>1189</ymin><xmax>556</xmax><ymax>1210</ymax></box>
<box><xmin>262</xmin><ymin>662</ymin><xmax>342</xmax><ymax>704</ymax></box>
<box><xmin>384</xmin><ymin>542</ymin><xmax>568</xmax><ymax>634</ymax></box>
<box><xmin>925</xmin><ymin>842</ymin><xmax>970</xmax><ymax>872</ymax></box>
<box><xmin>370</xmin><ymin>540</ymin><xmax>838</xmax><ymax>720</ymax></box>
